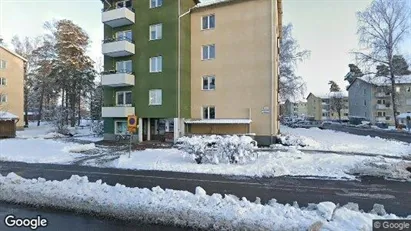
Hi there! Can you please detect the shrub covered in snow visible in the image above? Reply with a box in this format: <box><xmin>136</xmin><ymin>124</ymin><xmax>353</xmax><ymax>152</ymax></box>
<box><xmin>91</xmin><ymin>120</ymin><xmax>104</xmax><ymax>137</ymax></box>
<box><xmin>276</xmin><ymin>134</ymin><xmax>307</xmax><ymax>147</ymax></box>
<box><xmin>177</xmin><ymin>135</ymin><xmax>257</xmax><ymax>164</ymax></box>
<box><xmin>62</xmin><ymin>143</ymin><xmax>96</xmax><ymax>153</ymax></box>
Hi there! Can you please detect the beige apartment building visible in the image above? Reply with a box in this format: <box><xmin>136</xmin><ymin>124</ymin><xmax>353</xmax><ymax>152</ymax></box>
<box><xmin>0</xmin><ymin>45</ymin><xmax>26</xmax><ymax>129</ymax></box>
<box><xmin>283</xmin><ymin>99</ymin><xmax>307</xmax><ymax>118</ymax></box>
<box><xmin>187</xmin><ymin>0</ymin><xmax>283</xmax><ymax>145</ymax></box>
<box><xmin>306</xmin><ymin>92</ymin><xmax>349</xmax><ymax>121</ymax></box>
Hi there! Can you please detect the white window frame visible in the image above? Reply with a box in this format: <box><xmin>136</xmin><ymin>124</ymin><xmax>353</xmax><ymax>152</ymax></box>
<box><xmin>0</xmin><ymin>94</ymin><xmax>7</xmax><ymax>103</ymax></box>
<box><xmin>116</xmin><ymin>91</ymin><xmax>132</xmax><ymax>106</ymax></box>
<box><xmin>114</xmin><ymin>120</ymin><xmax>128</xmax><ymax>135</ymax></box>
<box><xmin>202</xmin><ymin>75</ymin><xmax>215</xmax><ymax>90</ymax></box>
<box><xmin>202</xmin><ymin>106</ymin><xmax>215</xmax><ymax>119</ymax></box>
<box><xmin>201</xmin><ymin>14</ymin><xmax>215</xmax><ymax>30</ymax></box>
<box><xmin>116</xmin><ymin>60</ymin><xmax>132</xmax><ymax>73</ymax></box>
<box><xmin>396</xmin><ymin>86</ymin><xmax>401</xmax><ymax>92</ymax></box>
<box><xmin>150</xmin><ymin>0</ymin><xmax>162</xmax><ymax>8</ymax></box>
<box><xmin>149</xmin><ymin>23</ymin><xmax>162</xmax><ymax>40</ymax></box>
<box><xmin>149</xmin><ymin>56</ymin><xmax>162</xmax><ymax>73</ymax></box>
<box><xmin>377</xmin><ymin>111</ymin><xmax>386</xmax><ymax>117</ymax></box>
<box><xmin>0</xmin><ymin>77</ymin><xmax>6</xmax><ymax>86</ymax></box>
<box><xmin>116</xmin><ymin>0</ymin><xmax>132</xmax><ymax>8</ymax></box>
<box><xmin>115</xmin><ymin>30</ymin><xmax>132</xmax><ymax>41</ymax></box>
<box><xmin>0</xmin><ymin>60</ymin><xmax>6</xmax><ymax>69</ymax></box>
<box><xmin>202</xmin><ymin>44</ymin><xmax>216</xmax><ymax>60</ymax></box>
<box><xmin>149</xmin><ymin>89</ymin><xmax>162</xmax><ymax>106</ymax></box>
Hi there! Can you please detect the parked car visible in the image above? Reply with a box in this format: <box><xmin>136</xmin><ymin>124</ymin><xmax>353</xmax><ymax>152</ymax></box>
<box><xmin>374</xmin><ymin>122</ymin><xmax>389</xmax><ymax>129</ymax></box>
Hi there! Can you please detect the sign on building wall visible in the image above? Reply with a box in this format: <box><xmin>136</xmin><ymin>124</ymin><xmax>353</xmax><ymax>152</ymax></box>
<box><xmin>262</xmin><ymin>106</ymin><xmax>270</xmax><ymax>114</ymax></box>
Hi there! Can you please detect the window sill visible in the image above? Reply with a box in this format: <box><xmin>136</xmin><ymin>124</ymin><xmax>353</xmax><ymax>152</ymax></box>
<box><xmin>201</xmin><ymin>28</ymin><xmax>215</xmax><ymax>31</ymax></box>
<box><xmin>149</xmin><ymin>104</ymin><xmax>162</xmax><ymax>106</ymax></box>
<box><xmin>201</xmin><ymin>89</ymin><xmax>215</xmax><ymax>91</ymax></box>
<box><xmin>149</xmin><ymin>71</ymin><xmax>162</xmax><ymax>73</ymax></box>
<box><xmin>116</xmin><ymin>104</ymin><xmax>133</xmax><ymax>107</ymax></box>
<box><xmin>201</xmin><ymin>58</ymin><xmax>215</xmax><ymax>61</ymax></box>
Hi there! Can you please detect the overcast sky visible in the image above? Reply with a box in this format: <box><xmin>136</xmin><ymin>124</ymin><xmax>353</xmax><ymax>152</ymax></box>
<box><xmin>1</xmin><ymin>0</ymin><xmax>410</xmax><ymax>98</ymax></box>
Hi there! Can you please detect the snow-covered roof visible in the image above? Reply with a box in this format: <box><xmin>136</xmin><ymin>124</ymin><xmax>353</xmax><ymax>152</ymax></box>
<box><xmin>357</xmin><ymin>74</ymin><xmax>411</xmax><ymax>86</ymax></box>
<box><xmin>309</xmin><ymin>91</ymin><xmax>348</xmax><ymax>99</ymax></box>
<box><xmin>397</xmin><ymin>112</ymin><xmax>411</xmax><ymax>119</ymax></box>
<box><xmin>0</xmin><ymin>111</ymin><xmax>19</xmax><ymax>120</ymax></box>
<box><xmin>195</xmin><ymin>0</ymin><xmax>232</xmax><ymax>8</ymax></box>
<box><xmin>184</xmin><ymin>119</ymin><xmax>252</xmax><ymax>124</ymax></box>
<box><xmin>0</xmin><ymin>45</ymin><xmax>28</xmax><ymax>62</ymax></box>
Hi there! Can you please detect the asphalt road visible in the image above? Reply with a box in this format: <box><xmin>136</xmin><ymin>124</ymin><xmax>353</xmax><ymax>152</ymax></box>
<box><xmin>0</xmin><ymin>202</ymin><xmax>188</xmax><ymax>231</ymax></box>
<box><xmin>1</xmin><ymin>161</ymin><xmax>410</xmax><ymax>217</ymax></box>
<box><xmin>321</xmin><ymin>124</ymin><xmax>411</xmax><ymax>143</ymax></box>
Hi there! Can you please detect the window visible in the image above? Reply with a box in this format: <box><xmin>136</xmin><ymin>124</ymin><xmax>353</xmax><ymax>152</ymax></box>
<box><xmin>396</xmin><ymin>86</ymin><xmax>400</xmax><ymax>92</ymax></box>
<box><xmin>407</xmin><ymin>87</ymin><xmax>411</xmax><ymax>92</ymax></box>
<box><xmin>149</xmin><ymin>56</ymin><xmax>162</xmax><ymax>73</ymax></box>
<box><xmin>363</xmin><ymin>100</ymin><xmax>366</xmax><ymax>106</ymax></box>
<box><xmin>115</xmin><ymin>121</ymin><xmax>128</xmax><ymax>134</ymax></box>
<box><xmin>0</xmin><ymin>77</ymin><xmax>6</xmax><ymax>86</ymax></box>
<box><xmin>203</xmin><ymin>106</ymin><xmax>215</xmax><ymax>119</ymax></box>
<box><xmin>116</xmin><ymin>30</ymin><xmax>132</xmax><ymax>41</ymax></box>
<box><xmin>377</xmin><ymin>111</ymin><xmax>386</xmax><ymax>117</ymax></box>
<box><xmin>150</xmin><ymin>0</ymin><xmax>162</xmax><ymax>8</ymax></box>
<box><xmin>344</xmin><ymin>113</ymin><xmax>349</xmax><ymax>116</ymax></box>
<box><xmin>116</xmin><ymin>0</ymin><xmax>132</xmax><ymax>8</ymax></box>
<box><xmin>149</xmin><ymin>24</ymin><xmax>162</xmax><ymax>40</ymax></box>
<box><xmin>0</xmin><ymin>60</ymin><xmax>6</xmax><ymax>69</ymax></box>
<box><xmin>202</xmin><ymin>44</ymin><xmax>215</xmax><ymax>60</ymax></box>
<box><xmin>116</xmin><ymin>60</ymin><xmax>132</xmax><ymax>73</ymax></box>
<box><xmin>377</xmin><ymin>99</ymin><xmax>386</xmax><ymax>104</ymax></box>
<box><xmin>202</xmin><ymin>76</ymin><xmax>215</xmax><ymax>90</ymax></box>
<box><xmin>202</xmin><ymin>14</ymin><xmax>215</xmax><ymax>30</ymax></box>
<box><xmin>364</xmin><ymin>112</ymin><xmax>367</xmax><ymax>117</ymax></box>
<box><xmin>0</xmin><ymin>94</ymin><xmax>7</xmax><ymax>103</ymax></box>
<box><xmin>363</xmin><ymin>89</ymin><xmax>366</xmax><ymax>95</ymax></box>
<box><xmin>116</xmin><ymin>91</ymin><xmax>132</xmax><ymax>106</ymax></box>
<box><xmin>149</xmin><ymin>89</ymin><xmax>162</xmax><ymax>105</ymax></box>
<box><xmin>406</xmin><ymin>99</ymin><xmax>411</xmax><ymax>106</ymax></box>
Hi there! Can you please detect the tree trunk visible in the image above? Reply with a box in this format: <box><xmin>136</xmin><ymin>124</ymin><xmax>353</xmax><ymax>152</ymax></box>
<box><xmin>65</xmin><ymin>89</ymin><xmax>69</xmax><ymax>126</ymax></box>
<box><xmin>338</xmin><ymin>110</ymin><xmax>341</xmax><ymax>123</ymax></box>
<box><xmin>390</xmin><ymin>78</ymin><xmax>399</xmax><ymax>128</ymax></box>
<box><xmin>77</xmin><ymin>93</ymin><xmax>81</xmax><ymax>126</ymax></box>
<box><xmin>61</xmin><ymin>88</ymin><xmax>65</xmax><ymax>128</ymax></box>
<box><xmin>70</xmin><ymin>92</ymin><xmax>76</xmax><ymax>127</ymax></box>
<box><xmin>37</xmin><ymin>84</ymin><xmax>45</xmax><ymax>127</ymax></box>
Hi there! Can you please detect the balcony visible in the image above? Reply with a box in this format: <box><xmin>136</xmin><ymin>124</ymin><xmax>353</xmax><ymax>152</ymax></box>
<box><xmin>102</xmin><ymin>7</ymin><xmax>135</xmax><ymax>28</ymax></box>
<box><xmin>375</xmin><ymin>104</ymin><xmax>390</xmax><ymax>110</ymax></box>
<box><xmin>102</xmin><ymin>37</ymin><xmax>135</xmax><ymax>57</ymax></box>
<box><xmin>375</xmin><ymin>92</ymin><xmax>391</xmax><ymax>97</ymax></box>
<box><xmin>102</xmin><ymin>105</ymin><xmax>135</xmax><ymax>118</ymax></box>
<box><xmin>101</xmin><ymin>70</ymin><xmax>135</xmax><ymax>87</ymax></box>
<box><xmin>375</xmin><ymin>116</ymin><xmax>387</xmax><ymax>122</ymax></box>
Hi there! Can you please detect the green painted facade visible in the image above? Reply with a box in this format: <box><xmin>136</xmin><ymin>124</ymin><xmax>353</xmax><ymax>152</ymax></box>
<box><xmin>103</xmin><ymin>0</ymin><xmax>195</xmax><ymax>133</ymax></box>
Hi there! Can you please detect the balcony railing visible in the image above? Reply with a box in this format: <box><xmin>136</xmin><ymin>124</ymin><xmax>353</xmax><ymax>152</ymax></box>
<box><xmin>375</xmin><ymin>92</ymin><xmax>391</xmax><ymax>97</ymax></box>
<box><xmin>101</xmin><ymin>70</ymin><xmax>135</xmax><ymax>87</ymax></box>
<box><xmin>102</xmin><ymin>37</ymin><xmax>135</xmax><ymax>57</ymax></box>
<box><xmin>375</xmin><ymin>104</ymin><xmax>390</xmax><ymax>110</ymax></box>
<box><xmin>102</xmin><ymin>104</ymin><xmax>135</xmax><ymax>118</ymax></box>
<box><xmin>101</xmin><ymin>7</ymin><xmax>135</xmax><ymax>28</ymax></box>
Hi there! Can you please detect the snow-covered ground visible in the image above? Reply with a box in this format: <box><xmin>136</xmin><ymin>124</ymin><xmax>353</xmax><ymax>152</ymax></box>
<box><xmin>0</xmin><ymin>122</ymin><xmax>100</xmax><ymax>163</ymax></box>
<box><xmin>1</xmin><ymin>173</ymin><xmax>408</xmax><ymax>231</ymax></box>
<box><xmin>279</xmin><ymin>126</ymin><xmax>411</xmax><ymax>157</ymax></box>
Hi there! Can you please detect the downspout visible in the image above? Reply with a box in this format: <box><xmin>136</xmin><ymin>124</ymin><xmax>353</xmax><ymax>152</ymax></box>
<box><xmin>178</xmin><ymin>2</ymin><xmax>192</xmax><ymax>139</ymax></box>
<box><xmin>104</xmin><ymin>0</ymin><xmax>112</xmax><ymax>9</ymax></box>
<box><xmin>249</xmin><ymin>108</ymin><xmax>252</xmax><ymax>134</ymax></box>
<box><xmin>178</xmin><ymin>0</ymin><xmax>181</xmax><ymax>139</ymax></box>
<box><xmin>270</xmin><ymin>0</ymin><xmax>274</xmax><ymax>144</ymax></box>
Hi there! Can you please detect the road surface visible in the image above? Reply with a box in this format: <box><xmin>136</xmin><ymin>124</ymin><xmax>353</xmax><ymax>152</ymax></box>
<box><xmin>1</xmin><ymin>161</ymin><xmax>410</xmax><ymax>217</ymax></box>
<box><xmin>0</xmin><ymin>202</ymin><xmax>188</xmax><ymax>231</ymax></box>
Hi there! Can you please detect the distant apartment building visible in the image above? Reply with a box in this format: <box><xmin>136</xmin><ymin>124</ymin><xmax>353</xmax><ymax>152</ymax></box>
<box><xmin>347</xmin><ymin>74</ymin><xmax>411</xmax><ymax>125</ymax></box>
<box><xmin>306</xmin><ymin>92</ymin><xmax>349</xmax><ymax>121</ymax></box>
<box><xmin>99</xmin><ymin>0</ymin><xmax>283</xmax><ymax>145</ymax></box>
<box><xmin>0</xmin><ymin>45</ymin><xmax>26</xmax><ymax>129</ymax></box>
<box><xmin>283</xmin><ymin>99</ymin><xmax>307</xmax><ymax>118</ymax></box>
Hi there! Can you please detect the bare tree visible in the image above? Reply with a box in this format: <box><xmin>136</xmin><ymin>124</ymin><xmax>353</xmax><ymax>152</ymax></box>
<box><xmin>11</xmin><ymin>35</ymin><xmax>42</xmax><ymax>127</ymax></box>
<box><xmin>328</xmin><ymin>81</ymin><xmax>346</xmax><ymax>122</ymax></box>
<box><xmin>353</xmin><ymin>0</ymin><xmax>411</xmax><ymax>128</ymax></box>
<box><xmin>279</xmin><ymin>23</ymin><xmax>311</xmax><ymax>101</ymax></box>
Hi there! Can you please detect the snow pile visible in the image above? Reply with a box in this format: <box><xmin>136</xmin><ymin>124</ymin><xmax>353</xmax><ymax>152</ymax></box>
<box><xmin>62</xmin><ymin>143</ymin><xmax>96</xmax><ymax>153</ymax></box>
<box><xmin>350</xmin><ymin>158</ymin><xmax>411</xmax><ymax>181</ymax></box>
<box><xmin>177</xmin><ymin>135</ymin><xmax>257</xmax><ymax>164</ymax></box>
<box><xmin>42</xmin><ymin>132</ymin><xmax>67</xmax><ymax>139</ymax></box>
<box><xmin>0</xmin><ymin>173</ymin><xmax>407</xmax><ymax>230</ymax></box>
<box><xmin>276</xmin><ymin>134</ymin><xmax>310</xmax><ymax>147</ymax></box>
<box><xmin>281</xmin><ymin>126</ymin><xmax>411</xmax><ymax>157</ymax></box>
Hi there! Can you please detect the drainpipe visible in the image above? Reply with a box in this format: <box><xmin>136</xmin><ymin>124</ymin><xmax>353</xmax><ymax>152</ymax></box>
<box><xmin>104</xmin><ymin>0</ymin><xmax>112</xmax><ymax>9</ymax></box>
<box><xmin>270</xmin><ymin>0</ymin><xmax>274</xmax><ymax>145</ymax></box>
<box><xmin>178</xmin><ymin>1</ymin><xmax>192</xmax><ymax>139</ymax></box>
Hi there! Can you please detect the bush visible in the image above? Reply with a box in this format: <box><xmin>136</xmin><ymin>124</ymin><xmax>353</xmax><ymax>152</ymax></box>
<box><xmin>177</xmin><ymin>135</ymin><xmax>257</xmax><ymax>164</ymax></box>
<box><xmin>91</xmin><ymin>121</ymin><xmax>104</xmax><ymax>137</ymax></box>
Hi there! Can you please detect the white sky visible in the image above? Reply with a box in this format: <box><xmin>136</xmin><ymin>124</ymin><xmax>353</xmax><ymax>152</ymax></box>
<box><xmin>1</xmin><ymin>0</ymin><xmax>410</xmax><ymax>97</ymax></box>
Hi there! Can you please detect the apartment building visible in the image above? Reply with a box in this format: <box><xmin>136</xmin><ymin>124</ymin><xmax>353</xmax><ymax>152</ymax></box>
<box><xmin>347</xmin><ymin>74</ymin><xmax>411</xmax><ymax>125</ymax></box>
<box><xmin>100</xmin><ymin>0</ymin><xmax>283</xmax><ymax>145</ymax></box>
<box><xmin>283</xmin><ymin>99</ymin><xmax>307</xmax><ymax>118</ymax></box>
<box><xmin>306</xmin><ymin>92</ymin><xmax>349</xmax><ymax>121</ymax></box>
<box><xmin>187</xmin><ymin>0</ymin><xmax>282</xmax><ymax>145</ymax></box>
<box><xmin>0</xmin><ymin>45</ymin><xmax>26</xmax><ymax>129</ymax></box>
